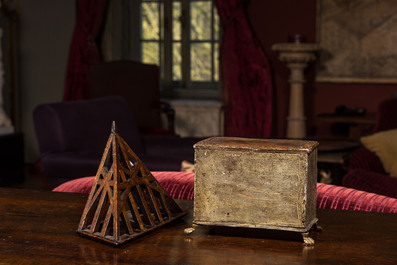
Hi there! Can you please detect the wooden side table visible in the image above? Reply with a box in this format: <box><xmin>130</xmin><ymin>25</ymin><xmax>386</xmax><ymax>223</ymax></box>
<box><xmin>317</xmin><ymin>113</ymin><xmax>376</xmax><ymax>139</ymax></box>
<box><xmin>314</xmin><ymin>138</ymin><xmax>360</xmax><ymax>185</ymax></box>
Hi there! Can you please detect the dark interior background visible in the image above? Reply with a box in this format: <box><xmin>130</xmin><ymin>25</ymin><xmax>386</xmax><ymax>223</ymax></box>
<box><xmin>247</xmin><ymin>0</ymin><xmax>397</xmax><ymax>138</ymax></box>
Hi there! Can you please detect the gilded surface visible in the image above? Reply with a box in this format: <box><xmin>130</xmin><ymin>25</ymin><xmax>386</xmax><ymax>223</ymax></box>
<box><xmin>194</xmin><ymin>137</ymin><xmax>319</xmax><ymax>153</ymax></box>
<box><xmin>194</xmin><ymin>137</ymin><xmax>318</xmax><ymax>232</ymax></box>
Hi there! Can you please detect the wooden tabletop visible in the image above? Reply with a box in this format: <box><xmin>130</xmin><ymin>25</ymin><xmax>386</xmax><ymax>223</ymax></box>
<box><xmin>1</xmin><ymin>187</ymin><xmax>397</xmax><ymax>264</ymax></box>
<box><xmin>317</xmin><ymin>113</ymin><xmax>377</xmax><ymax>139</ymax></box>
<box><xmin>317</xmin><ymin>113</ymin><xmax>377</xmax><ymax>125</ymax></box>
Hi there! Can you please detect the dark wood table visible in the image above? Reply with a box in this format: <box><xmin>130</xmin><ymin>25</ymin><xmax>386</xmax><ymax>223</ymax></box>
<box><xmin>317</xmin><ymin>113</ymin><xmax>377</xmax><ymax>139</ymax></box>
<box><xmin>1</xmin><ymin>188</ymin><xmax>397</xmax><ymax>264</ymax></box>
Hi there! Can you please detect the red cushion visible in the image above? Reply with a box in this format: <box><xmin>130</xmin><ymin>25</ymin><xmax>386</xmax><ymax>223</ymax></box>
<box><xmin>53</xmin><ymin>176</ymin><xmax>95</xmax><ymax>194</ymax></box>
<box><xmin>54</xmin><ymin>172</ymin><xmax>397</xmax><ymax>213</ymax></box>
<box><xmin>53</xmin><ymin>171</ymin><xmax>195</xmax><ymax>200</ymax></box>
<box><xmin>317</xmin><ymin>183</ymin><xmax>397</xmax><ymax>213</ymax></box>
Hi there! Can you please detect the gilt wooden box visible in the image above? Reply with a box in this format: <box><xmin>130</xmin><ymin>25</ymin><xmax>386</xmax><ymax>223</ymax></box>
<box><xmin>193</xmin><ymin>137</ymin><xmax>319</xmax><ymax>233</ymax></box>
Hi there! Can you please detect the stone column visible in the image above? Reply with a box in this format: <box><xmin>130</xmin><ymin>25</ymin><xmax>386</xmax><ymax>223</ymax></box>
<box><xmin>272</xmin><ymin>42</ymin><xmax>319</xmax><ymax>139</ymax></box>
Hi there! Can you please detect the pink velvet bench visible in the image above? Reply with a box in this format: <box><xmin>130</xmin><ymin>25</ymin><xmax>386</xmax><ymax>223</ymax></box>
<box><xmin>53</xmin><ymin>171</ymin><xmax>397</xmax><ymax>213</ymax></box>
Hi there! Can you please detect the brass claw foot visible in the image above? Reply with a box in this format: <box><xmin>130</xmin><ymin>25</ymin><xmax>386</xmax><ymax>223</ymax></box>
<box><xmin>184</xmin><ymin>227</ymin><xmax>195</xmax><ymax>234</ymax></box>
<box><xmin>184</xmin><ymin>224</ymin><xmax>198</xmax><ymax>234</ymax></box>
<box><xmin>302</xmin><ymin>232</ymin><xmax>315</xmax><ymax>246</ymax></box>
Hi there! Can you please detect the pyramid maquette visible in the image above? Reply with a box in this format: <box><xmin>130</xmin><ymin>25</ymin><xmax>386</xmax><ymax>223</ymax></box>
<box><xmin>77</xmin><ymin>122</ymin><xmax>185</xmax><ymax>246</ymax></box>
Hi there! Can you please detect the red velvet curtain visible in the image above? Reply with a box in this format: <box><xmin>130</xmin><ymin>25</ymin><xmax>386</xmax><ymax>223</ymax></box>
<box><xmin>215</xmin><ymin>0</ymin><xmax>272</xmax><ymax>138</ymax></box>
<box><xmin>63</xmin><ymin>0</ymin><xmax>108</xmax><ymax>101</ymax></box>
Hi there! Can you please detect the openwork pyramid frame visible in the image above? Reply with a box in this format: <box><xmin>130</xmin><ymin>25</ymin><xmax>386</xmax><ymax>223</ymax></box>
<box><xmin>77</xmin><ymin>122</ymin><xmax>185</xmax><ymax>246</ymax></box>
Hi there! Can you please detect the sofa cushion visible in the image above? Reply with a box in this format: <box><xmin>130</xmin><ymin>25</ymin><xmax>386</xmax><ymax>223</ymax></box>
<box><xmin>54</xmin><ymin>171</ymin><xmax>397</xmax><ymax>213</ymax></box>
<box><xmin>361</xmin><ymin>129</ymin><xmax>397</xmax><ymax>177</ymax></box>
<box><xmin>53</xmin><ymin>171</ymin><xmax>195</xmax><ymax>200</ymax></box>
<box><xmin>343</xmin><ymin>168</ymin><xmax>397</xmax><ymax>199</ymax></box>
<box><xmin>317</xmin><ymin>182</ymin><xmax>397</xmax><ymax>213</ymax></box>
<box><xmin>347</xmin><ymin>147</ymin><xmax>385</xmax><ymax>173</ymax></box>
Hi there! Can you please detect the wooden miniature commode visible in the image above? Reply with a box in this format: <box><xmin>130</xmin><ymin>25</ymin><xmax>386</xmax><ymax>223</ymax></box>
<box><xmin>191</xmin><ymin>137</ymin><xmax>320</xmax><ymax>245</ymax></box>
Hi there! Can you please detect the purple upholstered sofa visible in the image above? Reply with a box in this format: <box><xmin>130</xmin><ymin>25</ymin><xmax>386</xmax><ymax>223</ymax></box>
<box><xmin>33</xmin><ymin>96</ymin><xmax>202</xmax><ymax>188</ymax></box>
<box><xmin>343</xmin><ymin>98</ymin><xmax>397</xmax><ymax>198</ymax></box>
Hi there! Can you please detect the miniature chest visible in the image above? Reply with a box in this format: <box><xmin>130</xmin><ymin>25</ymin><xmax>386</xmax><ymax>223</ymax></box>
<box><xmin>193</xmin><ymin>137</ymin><xmax>319</xmax><ymax>235</ymax></box>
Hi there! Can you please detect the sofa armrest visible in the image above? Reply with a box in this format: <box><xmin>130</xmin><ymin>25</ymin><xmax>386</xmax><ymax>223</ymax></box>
<box><xmin>342</xmin><ymin>168</ymin><xmax>397</xmax><ymax>199</ymax></box>
<box><xmin>142</xmin><ymin>135</ymin><xmax>204</xmax><ymax>160</ymax></box>
<box><xmin>348</xmin><ymin>147</ymin><xmax>385</xmax><ymax>173</ymax></box>
<box><xmin>317</xmin><ymin>182</ymin><xmax>397</xmax><ymax>213</ymax></box>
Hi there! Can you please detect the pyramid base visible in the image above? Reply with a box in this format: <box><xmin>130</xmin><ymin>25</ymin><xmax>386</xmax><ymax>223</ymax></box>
<box><xmin>77</xmin><ymin>212</ymin><xmax>186</xmax><ymax>247</ymax></box>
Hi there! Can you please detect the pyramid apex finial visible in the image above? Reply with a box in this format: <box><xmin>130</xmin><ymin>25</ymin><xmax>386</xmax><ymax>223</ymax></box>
<box><xmin>111</xmin><ymin>121</ymin><xmax>118</xmax><ymax>134</ymax></box>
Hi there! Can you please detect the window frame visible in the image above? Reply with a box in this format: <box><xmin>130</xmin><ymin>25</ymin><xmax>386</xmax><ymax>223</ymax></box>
<box><xmin>132</xmin><ymin>0</ymin><xmax>221</xmax><ymax>100</ymax></box>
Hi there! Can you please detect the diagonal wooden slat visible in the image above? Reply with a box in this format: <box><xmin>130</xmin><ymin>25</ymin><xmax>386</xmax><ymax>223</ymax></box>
<box><xmin>77</xmin><ymin>121</ymin><xmax>185</xmax><ymax>246</ymax></box>
<box><xmin>100</xmin><ymin>205</ymin><xmax>113</xmax><ymax>237</ymax></box>
<box><xmin>135</xmin><ymin>182</ymin><xmax>155</xmax><ymax>226</ymax></box>
<box><xmin>127</xmin><ymin>192</ymin><xmax>145</xmax><ymax>231</ymax></box>
<box><xmin>146</xmin><ymin>186</ymin><xmax>164</xmax><ymax>223</ymax></box>
<box><xmin>89</xmin><ymin>185</ymin><xmax>108</xmax><ymax>234</ymax></box>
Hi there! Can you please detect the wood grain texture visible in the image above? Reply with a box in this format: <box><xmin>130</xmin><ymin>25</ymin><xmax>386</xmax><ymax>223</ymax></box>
<box><xmin>1</xmin><ymin>188</ymin><xmax>397</xmax><ymax>264</ymax></box>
